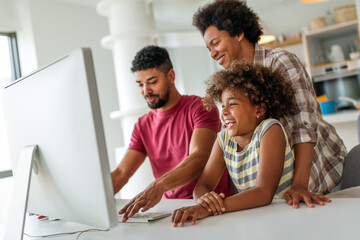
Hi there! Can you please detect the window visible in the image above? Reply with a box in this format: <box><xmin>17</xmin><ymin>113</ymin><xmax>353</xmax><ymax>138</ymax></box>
<box><xmin>0</xmin><ymin>32</ymin><xmax>21</xmax><ymax>177</ymax></box>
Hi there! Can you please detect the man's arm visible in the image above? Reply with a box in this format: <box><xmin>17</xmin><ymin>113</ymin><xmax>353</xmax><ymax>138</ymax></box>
<box><xmin>112</xmin><ymin>149</ymin><xmax>146</xmax><ymax>194</ymax></box>
<box><xmin>154</xmin><ymin>127</ymin><xmax>217</xmax><ymax>192</ymax></box>
<box><xmin>119</xmin><ymin>127</ymin><xmax>217</xmax><ymax>222</ymax></box>
<box><xmin>283</xmin><ymin>142</ymin><xmax>331</xmax><ymax>208</ymax></box>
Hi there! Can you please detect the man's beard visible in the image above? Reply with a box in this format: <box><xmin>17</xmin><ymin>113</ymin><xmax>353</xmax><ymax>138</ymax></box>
<box><xmin>145</xmin><ymin>86</ymin><xmax>170</xmax><ymax>109</ymax></box>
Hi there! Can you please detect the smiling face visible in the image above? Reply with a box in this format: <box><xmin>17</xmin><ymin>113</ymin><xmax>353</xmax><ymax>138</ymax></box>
<box><xmin>204</xmin><ymin>25</ymin><xmax>244</xmax><ymax>69</ymax></box>
<box><xmin>135</xmin><ymin>68</ymin><xmax>173</xmax><ymax>110</ymax></box>
<box><xmin>221</xmin><ymin>88</ymin><xmax>260</xmax><ymax>141</ymax></box>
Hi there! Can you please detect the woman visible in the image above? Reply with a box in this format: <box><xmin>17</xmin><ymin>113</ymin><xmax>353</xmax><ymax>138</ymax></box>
<box><xmin>192</xmin><ymin>0</ymin><xmax>347</xmax><ymax>208</ymax></box>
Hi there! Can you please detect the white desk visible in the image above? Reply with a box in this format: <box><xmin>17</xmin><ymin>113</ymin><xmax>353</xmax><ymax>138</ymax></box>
<box><xmin>9</xmin><ymin>198</ymin><xmax>360</xmax><ymax>240</ymax></box>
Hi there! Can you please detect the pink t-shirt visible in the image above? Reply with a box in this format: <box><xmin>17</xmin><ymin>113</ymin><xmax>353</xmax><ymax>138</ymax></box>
<box><xmin>129</xmin><ymin>95</ymin><xmax>233</xmax><ymax>199</ymax></box>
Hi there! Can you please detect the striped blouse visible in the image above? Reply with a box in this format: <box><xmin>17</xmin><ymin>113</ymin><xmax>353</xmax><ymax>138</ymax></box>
<box><xmin>218</xmin><ymin>119</ymin><xmax>294</xmax><ymax>199</ymax></box>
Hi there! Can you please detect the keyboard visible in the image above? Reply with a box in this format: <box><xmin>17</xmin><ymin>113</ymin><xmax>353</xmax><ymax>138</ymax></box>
<box><xmin>118</xmin><ymin>212</ymin><xmax>172</xmax><ymax>223</ymax></box>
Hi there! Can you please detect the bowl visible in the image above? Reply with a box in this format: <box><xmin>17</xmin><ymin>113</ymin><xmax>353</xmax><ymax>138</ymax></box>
<box><xmin>319</xmin><ymin>101</ymin><xmax>336</xmax><ymax>115</ymax></box>
<box><xmin>349</xmin><ymin>51</ymin><xmax>360</xmax><ymax>60</ymax></box>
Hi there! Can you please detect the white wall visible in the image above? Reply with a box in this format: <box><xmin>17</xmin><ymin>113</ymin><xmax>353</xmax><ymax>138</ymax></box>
<box><xmin>16</xmin><ymin>0</ymin><xmax>38</xmax><ymax>75</ymax></box>
<box><xmin>26</xmin><ymin>0</ymin><xmax>122</xmax><ymax>169</ymax></box>
<box><xmin>1</xmin><ymin>0</ymin><xmax>122</xmax><ymax>170</ymax></box>
<box><xmin>168</xmin><ymin>46</ymin><xmax>218</xmax><ymax>97</ymax></box>
<box><xmin>0</xmin><ymin>0</ymin><xmax>19</xmax><ymax>31</ymax></box>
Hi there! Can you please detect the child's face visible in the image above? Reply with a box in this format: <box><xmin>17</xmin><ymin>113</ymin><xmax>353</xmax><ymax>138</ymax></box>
<box><xmin>220</xmin><ymin>88</ymin><xmax>259</xmax><ymax>138</ymax></box>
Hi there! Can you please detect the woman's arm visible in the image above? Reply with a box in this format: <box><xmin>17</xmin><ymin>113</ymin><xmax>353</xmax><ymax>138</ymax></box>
<box><xmin>283</xmin><ymin>143</ymin><xmax>331</xmax><ymax>208</ymax></box>
<box><xmin>292</xmin><ymin>143</ymin><xmax>314</xmax><ymax>190</ymax></box>
<box><xmin>271</xmin><ymin>51</ymin><xmax>331</xmax><ymax>207</ymax></box>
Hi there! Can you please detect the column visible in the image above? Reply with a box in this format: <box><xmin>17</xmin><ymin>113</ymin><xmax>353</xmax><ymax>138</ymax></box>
<box><xmin>97</xmin><ymin>0</ymin><xmax>156</xmax><ymax>198</ymax></box>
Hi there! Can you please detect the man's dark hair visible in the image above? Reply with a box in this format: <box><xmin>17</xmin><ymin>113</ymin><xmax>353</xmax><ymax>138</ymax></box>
<box><xmin>192</xmin><ymin>0</ymin><xmax>263</xmax><ymax>45</ymax></box>
<box><xmin>131</xmin><ymin>45</ymin><xmax>173</xmax><ymax>74</ymax></box>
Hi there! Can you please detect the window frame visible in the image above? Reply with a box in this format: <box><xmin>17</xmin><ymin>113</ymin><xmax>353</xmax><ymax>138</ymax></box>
<box><xmin>1</xmin><ymin>32</ymin><xmax>21</xmax><ymax>81</ymax></box>
<box><xmin>0</xmin><ymin>31</ymin><xmax>21</xmax><ymax>178</ymax></box>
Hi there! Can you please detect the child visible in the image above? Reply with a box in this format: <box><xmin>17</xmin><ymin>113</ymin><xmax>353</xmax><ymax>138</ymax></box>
<box><xmin>172</xmin><ymin>61</ymin><xmax>297</xmax><ymax>227</ymax></box>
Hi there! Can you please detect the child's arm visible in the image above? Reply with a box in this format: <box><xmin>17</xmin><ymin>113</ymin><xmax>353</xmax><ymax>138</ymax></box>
<box><xmin>172</xmin><ymin>124</ymin><xmax>286</xmax><ymax>227</ymax></box>
<box><xmin>193</xmin><ymin>140</ymin><xmax>227</xmax><ymax>214</ymax></box>
<box><xmin>172</xmin><ymin>140</ymin><xmax>226</xmax><ymax>227</ymax></box>
<box><xmin>220</xmin><ymin>123</ymin><xmax>286</xmax><ymax>212</ymax></box>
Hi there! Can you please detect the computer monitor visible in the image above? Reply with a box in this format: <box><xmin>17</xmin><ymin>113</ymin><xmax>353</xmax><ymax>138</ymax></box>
<box><xmin>2</xmin><ymin>48</ymin><xmax>118</xmax><ymax>239</ymax></box>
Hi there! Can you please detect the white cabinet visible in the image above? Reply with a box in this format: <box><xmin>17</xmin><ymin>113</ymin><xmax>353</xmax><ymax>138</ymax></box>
<box><xmin>303</xmin><ymin>19</ymin><xmax>360</xmax><ymax>75</ymax></box>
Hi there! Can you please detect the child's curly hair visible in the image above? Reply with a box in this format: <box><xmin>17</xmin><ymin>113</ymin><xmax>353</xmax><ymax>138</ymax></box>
<box><xmin>204</xmin><ymin>61</ymin><xmax>297</xmax><ymax>119</ymax></box>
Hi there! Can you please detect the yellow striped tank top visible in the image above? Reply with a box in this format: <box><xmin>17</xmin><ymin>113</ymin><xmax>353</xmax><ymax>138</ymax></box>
<box><xmin>218</xmin><ymin>118</ymin><xmax>294</xmax><ymax>199</ymax></box>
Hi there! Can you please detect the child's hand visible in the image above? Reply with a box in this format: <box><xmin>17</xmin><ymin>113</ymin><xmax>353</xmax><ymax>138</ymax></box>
<box><xmin>197</xmin><ymin>191</ymin><xmax>225</xmax><ymax>215</ymax></box>
<box><xmin>172</xmin><ymin>204</ymin><xmax>211</xmax><ymax>227</ymax></box>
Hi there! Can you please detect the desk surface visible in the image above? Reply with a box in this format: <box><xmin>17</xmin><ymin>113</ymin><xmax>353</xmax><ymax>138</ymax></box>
<box><xmin>8</xmin><ymin>198</ymin><xmax>360</xmax><ymax>240</ymax></box>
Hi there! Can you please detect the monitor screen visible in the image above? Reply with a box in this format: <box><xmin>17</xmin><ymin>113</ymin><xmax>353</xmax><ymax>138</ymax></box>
<box><xmin>2</xmin><ymin>48</ymin><xmax>117</xmax><ymax>230</ymax></box>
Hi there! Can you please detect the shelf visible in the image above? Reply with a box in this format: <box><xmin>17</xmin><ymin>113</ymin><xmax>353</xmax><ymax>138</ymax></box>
<box><xmin>262</xmin><ymin>37</ymin><xmax>302</xmax><ymax>48</ymax></box>
<box><xmin>311</xmin><ymin>59</ymin><xmax>355</xmax><ymax>70</ymax></box>
<box><xmin>305</xmin><ymin>19</ymin><xmax>358</xmax><ymax>37</ymax></box>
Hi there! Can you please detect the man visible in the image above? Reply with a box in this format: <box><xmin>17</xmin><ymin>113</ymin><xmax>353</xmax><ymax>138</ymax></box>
<box><xmin>112</xmin><ymin>45</ymin><xmax>232</xmax><ymax>222</ymax></box>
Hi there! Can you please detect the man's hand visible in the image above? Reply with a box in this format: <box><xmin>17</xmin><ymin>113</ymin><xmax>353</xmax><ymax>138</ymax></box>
<box><xmin>172</xmin><ymin>204</ymin><xmax>212</xmax><ymax>227</ymax></box>
<box><xmin>197</xmin><ymin>191</ymin><xmax>225</xmax><ymax>215</ymax></box>
<box><xmin>283</xmin><ymin>188</ymin><xmax>331</xmax><ymax>208</ymax></box>
<box><xmin>119</xmin><ymin>181</ymin><xmax>165</xmax><ymax>222</ymax></box>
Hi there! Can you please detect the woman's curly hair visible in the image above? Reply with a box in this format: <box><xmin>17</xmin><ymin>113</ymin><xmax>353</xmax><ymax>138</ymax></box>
<box><xmin>192</xmin><ymin>0</ymin><xmax>262</xmax><ymax>45</ymax></box>
<box><xmin>204</xmin><ymin>61</ymin><xmax>297</xmax><ymax>120</ymax></box>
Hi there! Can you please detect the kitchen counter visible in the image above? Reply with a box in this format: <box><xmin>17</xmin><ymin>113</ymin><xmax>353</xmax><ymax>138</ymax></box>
<box><xmin>322</xmin><ymin>110</ymin><xmax>359</xmax><ymax>151</ymax></box>
<box><xmin>323</xmin><ymin>109</ymin><xmax>359</xmax><ymax>124</ymax></box>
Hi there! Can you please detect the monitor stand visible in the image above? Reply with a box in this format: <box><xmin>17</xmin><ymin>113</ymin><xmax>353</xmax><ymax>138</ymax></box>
<box><xmin>4</xmin><ymin>145</ymin><xmax>39</xmax><ymax>240</ymax></box>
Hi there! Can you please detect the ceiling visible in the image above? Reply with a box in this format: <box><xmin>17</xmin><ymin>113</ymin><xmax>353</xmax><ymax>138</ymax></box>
<box><xmin>58</xmin><ymin>0</ymin><xmax>295</xmax><ymax>9</ymax></box>
<box><xmin>54</xmin><ymin>0</ymin><xmax>349</xmax><ymax>36</ymax></box>
<box><xmin>57</xmin><ymin>0</ymin><xmax>100</xmax><ymax>6</ymax></box>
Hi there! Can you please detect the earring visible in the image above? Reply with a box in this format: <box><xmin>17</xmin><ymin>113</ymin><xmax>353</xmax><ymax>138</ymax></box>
<box><xmin>256</xmin><ymin>116</ymin><xmax>259</xmax><ymax>119</ymax></box>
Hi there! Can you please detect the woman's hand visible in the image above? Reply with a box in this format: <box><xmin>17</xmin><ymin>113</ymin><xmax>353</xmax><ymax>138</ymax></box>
<box><xmin>197</xmin><ymin>191</ymin><xmax>225</xmax><ymax>215</ymax></box>
<box><xmin>283</xmin><ymin>188</ymin><xmax>331</xmax><ymax>208</ymax></box>
<box><xmin>172</xmin><ymin>204</ymin><xmax>212</xmax><ymax>227</ymax></box>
